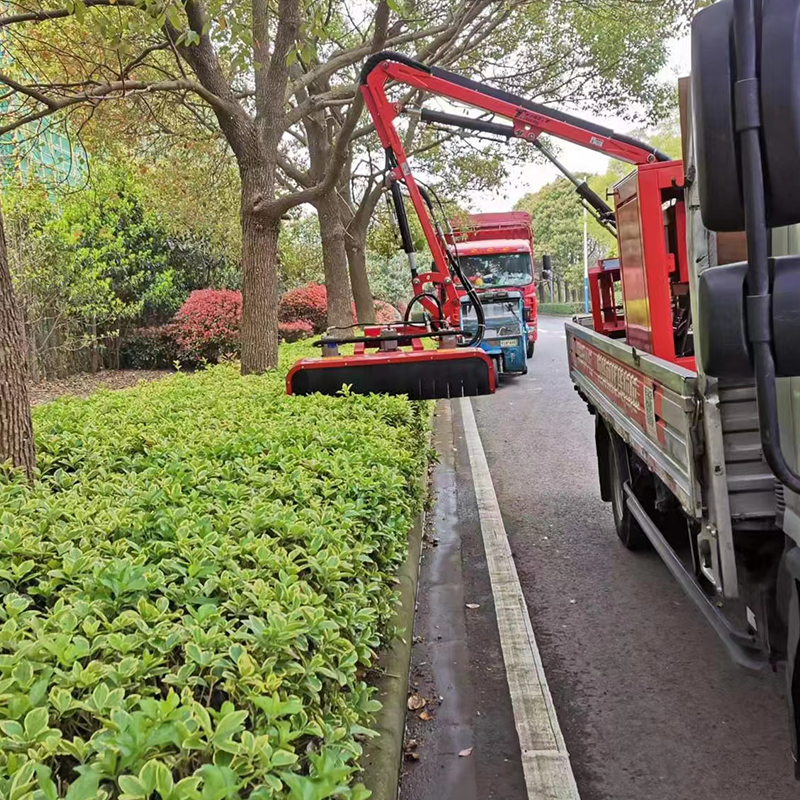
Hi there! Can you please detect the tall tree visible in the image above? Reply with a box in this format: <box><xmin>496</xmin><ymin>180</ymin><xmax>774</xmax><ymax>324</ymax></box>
<box><xmin>0</xmin><ymin>196</ymin><xmax>35</xmax><ymax>478</ymax></box>
<box><xmin>0</xmin><ymin>0</ymin><xmax>392</xmax><ymax>369</ymax></box>
<box><xmin>287</xmin><ymin>0</ymin><xmax>697</xmax><ymax>321</ymax></box>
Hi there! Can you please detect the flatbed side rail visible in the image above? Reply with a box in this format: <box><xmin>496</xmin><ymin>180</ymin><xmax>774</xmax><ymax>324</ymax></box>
<box><xmin>566</xmin><ymin>321</ymin><xmax>702</xmax><ymax>518</ymax></box>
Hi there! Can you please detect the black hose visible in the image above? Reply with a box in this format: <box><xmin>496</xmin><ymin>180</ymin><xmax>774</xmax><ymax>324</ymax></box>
<box><xmin>733</xmin><ymin>0</ymin><xmax>800</xmax><ymax>493</ymax></box>
<box><xmin>416</xmin><ymin>180</ymin><xmax>486</xmax><ymax>347</ymax></box>
<box><xmin>404</xmin><ymin>292</ymin><xmax>445</xmax><ymax>328</ymax></box>
<box><xmin>448</xmin><ymin>252</ymin><xmax>486</xmax><ymax>347</ymax></box>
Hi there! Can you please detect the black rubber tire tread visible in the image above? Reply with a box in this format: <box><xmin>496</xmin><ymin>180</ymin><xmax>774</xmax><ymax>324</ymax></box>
<box><xmin>606</xmin><ymin>427</ymin><xmax>650</xmax><ymax>551</ymax></box>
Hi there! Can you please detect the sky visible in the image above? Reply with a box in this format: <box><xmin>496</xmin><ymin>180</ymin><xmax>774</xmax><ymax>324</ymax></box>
<box><xmin>466</xmin><ymin>35</ymin><xmax>692</xmax><ymax>212</ymax></box>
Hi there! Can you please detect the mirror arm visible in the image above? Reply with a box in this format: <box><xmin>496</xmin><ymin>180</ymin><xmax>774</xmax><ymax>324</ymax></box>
<box><xmin>734</xmin><ymin>0</ymin><xmax>800</xmax><ymax>493</ymax></box>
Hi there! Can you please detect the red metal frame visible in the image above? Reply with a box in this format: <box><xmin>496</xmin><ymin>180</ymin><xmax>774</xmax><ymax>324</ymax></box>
<box><xmin>589</xmin><ymin>258</ymin><xmax>625</xmax><ymax>336</ymax></box>
<box><xmin>612</xmin><ymin>161</ymin><xmax>688</xmax><ymax>363</ymax></box>
<box><xmin>360</xmin><ymin>55</ymin><xmax>661</xmax><ymax>330</ymax></box>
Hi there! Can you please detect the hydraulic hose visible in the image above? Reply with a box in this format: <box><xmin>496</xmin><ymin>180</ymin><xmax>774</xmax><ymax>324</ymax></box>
<box><xmin>416</xmin><ymin>180</ymin><xmax>486</xmax><ymax>347</ymax></box>
<box><xmin>733</xmin><ymin>0</ymin><xmax>800</xmax><ymax>493</ymax></box>
<box><xmin>448</xmin><ymin>250</ymin><xmax>485</xmax><ymax>347</ymax></box>
<box><xmin>403</xmin><ymin>292</ymin><xmax>444</xmax><ymax>328</ymax></box>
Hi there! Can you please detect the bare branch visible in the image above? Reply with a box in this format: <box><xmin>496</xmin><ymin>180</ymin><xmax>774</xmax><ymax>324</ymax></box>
<box><xmin>267</xmin><ymin>0</ymin><xmax>390</xmax><ymax>216</ymax></box>
<box><xmin>285</xmin><ymin>21</ymin><xmax>452</xmax><ymax>103</ymax></box>
<box><xmin>0</xmin><ymin>76</ymin><xmax>232</xmax><ymax>135</ymax></box>
<box><xmin>277</xmin><ymin>154</ymin><xmax>312</xmax><ymax>188</ymax></box>
<box><xmin>0</xmin><ymin>0</ymin><xmax>137</xmax><ymax>27</ymax></box>
<box><xmin>284</xmin><ymin>83</ymin><xmax>357</xmax><ymax>128</ymax></box>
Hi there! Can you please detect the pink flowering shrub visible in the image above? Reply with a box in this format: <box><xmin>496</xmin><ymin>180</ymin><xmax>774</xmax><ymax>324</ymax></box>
<box><xmin>374</xmin><ymin>299</ymin><xmax>401</xmax><ymax>324</ymax></box>
<box><xmin>172</xmin><ymin>289</ymin><xmax>242</xmax><ymax>364</ymax></box>
<box><xmin>279</xmin><ymin>283</ymin><xmax>331</xmax><ymax>333</ymax></box>
<box><xmin>278</xmin><ymin>320</ymin><xmax>314</xmax><ymax>342</ymax></box>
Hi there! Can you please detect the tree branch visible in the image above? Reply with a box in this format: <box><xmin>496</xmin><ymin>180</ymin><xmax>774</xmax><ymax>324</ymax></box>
<box><xmin>0</xmin><ymin>0</ymin><xmax>137</xmax><ymax>27</ymax></box>
<box><xmin>0</xmin><ymin>76</ymin><xmax>231</xmax><ymax>135</ymax></box>
<box><xmin>284</xmin><ymin>21</ymin><xmax>451</xmax><ymax>103</ymax></box>
<box><xmin>284</xmin><ymin>83</ymin><xmax>357</xmax><ymax>128</ymax></box>
<box><xmin>267</xmin><ymin>0</ymin><xmax>390</xmax><ymax>217</ymax></box>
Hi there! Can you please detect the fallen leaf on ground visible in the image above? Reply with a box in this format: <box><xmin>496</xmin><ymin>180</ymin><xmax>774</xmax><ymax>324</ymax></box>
<box><xmin>419</xmin><ymin>710</ymin><xmax>432</xmax><ymax>721</ymax></box>
<box><xmin>407</xmin><ymin>695</ymin><xmax>426</xmax><ymax>711</ymax></box>
<box><xmin>465</xmin><ymin>603</ymin><xmax>480</xmax><ymax>610</ymax></box>
<box><xmin>458</xmin><ymin>748</ymin><xmax>473</xmax><ymax>757</ymax></box>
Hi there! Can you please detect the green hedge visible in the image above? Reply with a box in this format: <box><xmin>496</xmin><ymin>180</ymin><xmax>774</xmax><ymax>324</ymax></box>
<box><xmin>0</xmin><ymin>345</ymin><xmax>431</xmax><ymax>800</ymax></box>
<box><xmin>537</xmin><ymin>302</ymin><xmax>583</xmax><ymax>316</ymax></box>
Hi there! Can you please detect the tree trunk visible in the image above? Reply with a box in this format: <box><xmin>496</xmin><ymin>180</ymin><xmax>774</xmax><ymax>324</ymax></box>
<box><xmin>339</xmin><ymin>173</ymin><xmax>376</xmax><ymax>325</ymax></box>
<box><xmin>315</xmin><ymin>191</ymin><xmax>353</xmax><ymax>332</ymax></box>
<box><xmin>239</xmin><ymin>168</ymin><xmax>280</xmax><ymax>374</ymax></box>
<box><xmin>0</xmin><ymin>198</ymin><xmax>35</xmax><ymax>478</ymax></box>
<box><xmin>345</xmin><ymin>228</ymin><xmax>375</xmax><ymax>324</ymax></box>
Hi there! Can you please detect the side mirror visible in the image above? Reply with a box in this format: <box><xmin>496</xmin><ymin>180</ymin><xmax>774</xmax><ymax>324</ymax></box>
<box><xmin>541</xmin><ymin>254</ymin><xmax>552</xmax><ymax>280</ymax></box>
<box><xmin>692</xmin><ymin>0</ymin><xmax>800</xmax><ymax>230</ymax></box>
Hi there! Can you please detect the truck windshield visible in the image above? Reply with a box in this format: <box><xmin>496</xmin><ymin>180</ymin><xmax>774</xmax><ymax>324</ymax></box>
<box><xmin>457</xmin><ymin>252</ymin><xmax>533</xmax><ymax>288</ymax></box>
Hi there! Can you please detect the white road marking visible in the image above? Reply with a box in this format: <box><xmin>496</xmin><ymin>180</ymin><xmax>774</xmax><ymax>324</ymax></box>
<box><xmin>459</xmin><ymin>397</ymin><xmax>581</xmax><ymax>800</ymax></box>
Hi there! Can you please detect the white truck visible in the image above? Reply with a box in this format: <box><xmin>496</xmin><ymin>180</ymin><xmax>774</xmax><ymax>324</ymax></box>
<box><xmin>567</xmin><ymin>0</ymin><xmax>800</xmax><ymax>772</ymax></box>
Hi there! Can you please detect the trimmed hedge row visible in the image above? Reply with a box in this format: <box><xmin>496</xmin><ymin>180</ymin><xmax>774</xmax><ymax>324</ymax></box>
<box><xmin>537</xmin><ymin>302</ymin><xmax>583</xmax><ymax>316</ymax></box>
<box><xmin>0</xmin><ymin>345</ymin><xmax>431</xmax><ymax>799</ymax></box>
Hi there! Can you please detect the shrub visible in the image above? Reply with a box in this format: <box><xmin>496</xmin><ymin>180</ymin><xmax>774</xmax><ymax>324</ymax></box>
<box><xmin>0</xmin><ymin>349</ymin><xmax>431</xmax><ymax>799</ymax></box>
<box><xmin>172</xmin><ymin>288</ymin><xmax>242</xmax><ymax>363</ymax></box>
<box><xmin>278</xmin><ymin>320</ymin><xmax>314</xmax><ymax>342</ymax></box>
<box><xmin>374</xmin><ymin>299</ymin><xmax>401</xmax><ymax>324</ymax></box>
<box><xmin>279</xmin><ymin>284</ymin><xmax>402</xmax><ymax>333</ymax></box>
<box><xmin>119</xmin><ymin>325</ymin><xmax>179</xmax><ymax>369</ymax></box>
<box><xmin>537</xmin><ymin>301</ymin><xmax>583</xmax><ymax>316</ymax></box>
<box><xmin>279</xmin><ymin>282</ymin><xmax>329</xmax><ymax>333</ymax></box>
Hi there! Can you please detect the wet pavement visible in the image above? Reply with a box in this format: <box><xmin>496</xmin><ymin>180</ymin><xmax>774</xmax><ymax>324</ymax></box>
<box><xmin>401</xmin><ymin>315</ymin><xmax>800</xmax><ymax>800</ymax></box>
<box><xmin>400</xmin><ymin>401</ymin><xmax>527</xmax><ymax>800</ymax></box>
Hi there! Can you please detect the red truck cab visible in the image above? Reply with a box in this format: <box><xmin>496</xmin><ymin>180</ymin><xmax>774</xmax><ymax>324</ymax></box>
<box><xmin>446</xmin><ymin>211</ymin><xmax>538</xmax><ymax>357</ymax></box>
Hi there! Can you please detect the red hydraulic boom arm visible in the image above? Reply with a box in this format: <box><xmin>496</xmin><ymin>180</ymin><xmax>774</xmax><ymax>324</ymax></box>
<box><xmin>359</xmin><ymin>51</ymin><xmax>670</xmax><ymax>323</ymax></box>
<box><xmin>286</xmin><ymin>52</ymin><xmax>670</xmax><ymax>400</ymax></box>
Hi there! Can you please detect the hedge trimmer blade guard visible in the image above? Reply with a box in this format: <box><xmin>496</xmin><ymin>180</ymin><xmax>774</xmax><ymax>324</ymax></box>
<box><xmin>286</xmin><ymin>346</ymin><xmax>496</xmax><ymax>400</ymax></box>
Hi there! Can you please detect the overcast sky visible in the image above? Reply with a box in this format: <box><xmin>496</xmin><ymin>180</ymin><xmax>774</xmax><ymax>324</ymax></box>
<box><xmin>467</xmin><ymin>35</ymin><xmax>692</xmax><ymax>212</ymax></box>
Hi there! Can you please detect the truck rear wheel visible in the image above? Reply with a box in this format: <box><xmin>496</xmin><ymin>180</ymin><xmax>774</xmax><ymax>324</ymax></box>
<box><xmin>526</xmin><ymin>340</ymin><xmax>535</xmax><ymax>359</ymax></box>
<box><xmin>606</xmin><ymin>429</ymin><xmax>650</xmax><ymax>550</ymax></box>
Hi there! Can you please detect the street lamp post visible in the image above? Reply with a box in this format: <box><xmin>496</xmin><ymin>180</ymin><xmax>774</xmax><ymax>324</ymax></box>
<box><xmin>583</xmin><ymin>207</ymin><xmax>589</xmax><ymax>313</ymax></box>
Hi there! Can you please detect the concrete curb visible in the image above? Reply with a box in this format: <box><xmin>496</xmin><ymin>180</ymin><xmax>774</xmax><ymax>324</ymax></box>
<box><xmin>361</xmin><ymin>405</ymin><xmax>435</xmax><ymax>799</ymax></box>
<box><xmin>360</xmin><ymin>509</ymin><xmax>423</xmax><ymax>800</ymax></box>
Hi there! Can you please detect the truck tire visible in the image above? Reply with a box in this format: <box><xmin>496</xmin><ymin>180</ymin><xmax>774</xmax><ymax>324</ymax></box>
<box><xmin>526</xmin><ymin>340</ymin><xmax>535</xmax><ymax>359</ymax></box>
<box><xmin>606</xmin><ymin>428</ymin><xmax>650</xmax><ymax>550</ymax></box>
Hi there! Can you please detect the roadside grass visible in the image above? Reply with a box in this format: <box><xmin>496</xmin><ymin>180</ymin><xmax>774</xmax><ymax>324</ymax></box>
<box><xmin>537</xmin><ymin>302</ymin><xmax>583</xmax><ymax>316</ymax></box>
<box><xmin>0</xmin><ymin>342</ymin><xmax>432</xmax><ymax>800</ymax></box>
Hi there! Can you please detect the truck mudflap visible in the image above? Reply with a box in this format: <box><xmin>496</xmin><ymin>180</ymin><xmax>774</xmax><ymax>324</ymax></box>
<box><xmin>566</xmin><ymin>321</ymin><xmax>702</xmax><ymax>519</ymax></box>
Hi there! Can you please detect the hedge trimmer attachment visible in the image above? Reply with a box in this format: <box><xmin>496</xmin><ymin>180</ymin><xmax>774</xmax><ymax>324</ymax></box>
<box><xmin>286</xmin><ymin>64</ymin><xmax>495</xmax><ymax>400</ymax></box>
<box><xmin>286</xmin><ymin>324</ymin><xmax>495</xmax><ymax>399</ymax></box>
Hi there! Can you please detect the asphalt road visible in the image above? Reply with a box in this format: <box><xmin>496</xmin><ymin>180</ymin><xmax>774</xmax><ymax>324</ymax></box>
<box><xmin>470</xmin><ymin>315</ymin><xmax>799</xmax><ymax>799</ymax></box>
